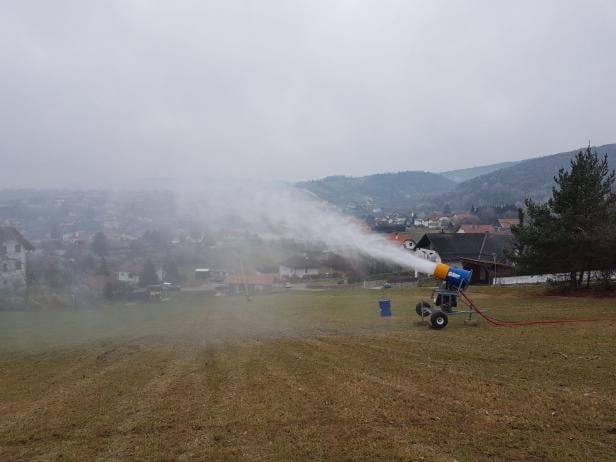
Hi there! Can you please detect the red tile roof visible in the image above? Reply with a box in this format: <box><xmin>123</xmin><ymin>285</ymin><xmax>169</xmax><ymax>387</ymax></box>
<box><xmin>498</xmin><ymin>218</ymin><xmax>520</xmax><ymax>229</ymax></box>
<box><xmin>458</xmin><ymin>225</ymin><xmax>496</xmax><ymax>234</ymax></box>
<box><xmin>383</xmin><ymin>233</ymin><xmax>416</xmax><ymax>249</ymax></box>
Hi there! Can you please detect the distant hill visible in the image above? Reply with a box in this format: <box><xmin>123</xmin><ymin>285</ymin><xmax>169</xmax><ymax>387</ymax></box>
<box><xmin>296</xmin><ymin>171</ymin><xmax>456</xmax><ymax>210</ymax></box>
<box><xmin>440</xmin><ymin>161</ymin><xmax>518</xmax><ymax>183</ymax></box>
<box><xmin>297</xmin><ymin>144</ymin><xmax>616</xmax><ymax>213</ymax></box>
<box><xmin>440</xmin><ymin>144</ymin><xmax>616</xmax><ymax>210</ymax></box>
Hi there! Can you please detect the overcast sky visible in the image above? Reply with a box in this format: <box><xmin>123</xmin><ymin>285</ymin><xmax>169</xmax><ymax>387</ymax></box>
<box><xmin>1</xmin><ymin>1</ymin><xmax>615</xmax><ymax>188</ymax></box>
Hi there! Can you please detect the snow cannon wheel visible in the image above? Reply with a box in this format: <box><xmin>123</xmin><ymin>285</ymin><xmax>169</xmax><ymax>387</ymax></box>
<box><xmin>415</xmin><ymin>302</ymin><xmax>432</xmax><ymax>317</ymax></box>
<box><xmin>430</xmin><ymin>311</ymin><xmax>448</xmax><ymax>329</ymax></box>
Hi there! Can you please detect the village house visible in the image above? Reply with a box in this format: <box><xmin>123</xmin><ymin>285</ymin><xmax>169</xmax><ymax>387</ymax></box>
<box><xmin>113</xmin><ymin>266</ymin><xmax>140</xmax><ymax>285</ymax></box>
<box><xmin>438</xmin><ymin>216</ymin><xmax>454</xmax><ymax>229</ymax></box>
<box><xmin>456</xmin><ymin>224</ymin><xmax>496</xmax><ymax>234</ymax></box>
<box><xmin>279</xmin><ymin>256</ymin><xmax>321</xmax><ymax>279</ymax></box>
<box><xmin>384</xmin><ymin>232</ymin><xmax>416</xmax><ymax>249</ymax></box>
<box><xmin>416</xmin><ymin>232</ymin><xmax>516</xmax><ymax>284</ymax></box>
<box><xmin>0</xmin><ymin>226</ymin><xmax>34</xmax><ymax>294</ymax></box>
<box><xmin>113</xmin><ymin>260</ymin><xmax>164</xmax><ymax>286</ymax></box>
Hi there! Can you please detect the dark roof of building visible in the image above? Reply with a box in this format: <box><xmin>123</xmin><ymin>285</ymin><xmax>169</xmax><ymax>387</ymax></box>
<box><xmin>416</xmin><ymin>232</ymin><xmax>516</xmax><ymax>263</ymax></box>
<box><xmin>460</xmin><ymin>257</ymin><xmax>513</xmax><ymax>268</ymax></box>
<box><xmin>0</xmin><ymin>226</ymin><xmax>34</xmax><ymax>250</ymax></box>
<box><xmin>458</xmin><ymin>224</ymin><xmax>496</xmax><ymax>233</ymax></box>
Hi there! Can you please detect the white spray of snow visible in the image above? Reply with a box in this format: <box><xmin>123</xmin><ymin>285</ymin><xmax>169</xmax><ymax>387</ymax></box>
<box><xmin>180</xmin><ymin>180</ymin><xmax>438</xmax><ymax>276</ymax></box>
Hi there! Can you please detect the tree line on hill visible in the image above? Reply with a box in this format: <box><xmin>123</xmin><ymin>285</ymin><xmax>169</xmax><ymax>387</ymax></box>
<box><xmin>441</xmin><ymin>144</ymin><xmax>616</xmax><ymax>211</ymax></box>
<box><xmin>297</xmin><ymin>144</ymin><xmax>616</xmax><ymax>213</ymax></box>
<box><xmin>296</xmin><ymin>171</ymin><xmax>455</xmax><ymax>211</ymax></box>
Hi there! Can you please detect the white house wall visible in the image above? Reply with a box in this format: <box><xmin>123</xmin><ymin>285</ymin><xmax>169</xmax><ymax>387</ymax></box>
<box><xmin>0</xmin><ymin>239</ymin><xmax>27</xmax><ymax>293</ymax></box>
<box><xmin>279</xmin><ymin>265</ymin><xmax>320</xmax><ymax>278</ymax></box>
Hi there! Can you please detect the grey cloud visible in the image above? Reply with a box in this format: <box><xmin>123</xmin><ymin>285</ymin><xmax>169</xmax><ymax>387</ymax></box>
<box><xmin>1</xmin><ymin>0</ymin><xmax>615</xmax><ymax>188</ymax></box>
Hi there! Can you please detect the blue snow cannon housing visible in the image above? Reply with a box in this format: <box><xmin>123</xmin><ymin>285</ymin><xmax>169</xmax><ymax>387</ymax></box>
<box><xmin>445</xmin><ymin>267</ymin><xmax>472</xmax><ymax>290</ymax></box>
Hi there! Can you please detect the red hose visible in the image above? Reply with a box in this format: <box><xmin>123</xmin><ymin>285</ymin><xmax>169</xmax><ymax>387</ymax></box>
<box><xmin>459</xmin><ymin>291</ymin><xmax>616</xmax><ymax>326</ymax></box>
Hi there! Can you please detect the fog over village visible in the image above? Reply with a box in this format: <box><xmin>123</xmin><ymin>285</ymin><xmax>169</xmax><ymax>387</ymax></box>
<box><xmin>1</xmin><ymin>2</ymin><xmax>615</xmax><ymax>461</ymax></box>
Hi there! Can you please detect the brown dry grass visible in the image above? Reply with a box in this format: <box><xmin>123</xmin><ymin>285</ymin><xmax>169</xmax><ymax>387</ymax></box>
<box><xmin>0</xmin><ymin>287</ymin><xmax>615</xmax><ymax>461</ymax></box>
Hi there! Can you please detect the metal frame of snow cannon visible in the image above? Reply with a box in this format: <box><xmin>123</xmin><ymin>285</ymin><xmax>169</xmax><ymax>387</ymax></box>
<box><xmin>417</xmin><ymin>264</ymin><xmax>485</xmax><ymax>329</ymax></box>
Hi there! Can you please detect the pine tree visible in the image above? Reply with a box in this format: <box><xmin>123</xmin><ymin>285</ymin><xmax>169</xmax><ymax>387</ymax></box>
<box><xmin>512</xmin><ymin>147</ymin><xmax>616</xmax><ymax>290</ymax></box>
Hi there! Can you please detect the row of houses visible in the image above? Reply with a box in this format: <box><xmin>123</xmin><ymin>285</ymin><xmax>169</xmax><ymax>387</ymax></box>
<box><xmin>412</xmin><ymin>216</ymin><xmax>519</xmax><ymax>232</ymax></box>
<box><xmin>1</xmin><ymin>221</ymin><xmax>519</xmax><ymax>299</ymax></box>
<box><xmin>221</xmin><ymin>229</ymin><xmax>518</xmax><ymax>289</ymax></box>
<box><xmin>1</xmin><ymin>225</ymin><xmax>176</xmax><ymax>296</ymax></box>
<box><xmin>456</xmin><ymin>218</ymin><xmax>519</xmax><ymax>234</ymax></box>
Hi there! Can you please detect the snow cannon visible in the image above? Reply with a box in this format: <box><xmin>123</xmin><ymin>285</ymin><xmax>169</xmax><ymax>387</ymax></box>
<box><xmin>433</xmin><ymin>263</ymin><xmax>472</xmax><ymax>290</ymax></box>
<box><xmin>411</xmin><ymin>262</ymin><xmax>473</xmax><ymax>328</ymax></box>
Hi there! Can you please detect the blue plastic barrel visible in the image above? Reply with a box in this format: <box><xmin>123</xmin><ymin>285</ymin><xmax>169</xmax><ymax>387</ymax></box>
<box><xmin>379</xmin><ymin>299</ymin><xmax>392</xmax><ymax>317</ymax></box>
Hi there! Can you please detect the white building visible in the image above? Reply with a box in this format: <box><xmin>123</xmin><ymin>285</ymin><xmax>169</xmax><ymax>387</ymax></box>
<box><xmin>279</xmin><ymin>257</ymin><xmax>320</xmax><ymax>279</ymax></box>
<box><xmin>112</xmin><ymin>267</ymin><xmax>164</xmax><ymax>286</ymax></box>
<box><xmin>113</xmin><ymin>260</ymin><xmax>155</xmax><ymax>286</ymax></box>
<box><xmin>113</xmin><ymin>270</ymin><xmax>140</xmax><ymax>285</ymax></box>
<box><xmin>0</xmin><ymin>226</ymin><xmax>34</xmax><ymax>294</ymax></box>
<box><xmin>411</xmin><ymin>248</ymin><xmax>442</xmax><ymax>278</ymax></box>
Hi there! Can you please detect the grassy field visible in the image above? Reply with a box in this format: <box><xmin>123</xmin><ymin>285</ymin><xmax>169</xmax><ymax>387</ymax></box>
<box><xmin>1</xmin><ymin>287</ymin><xmax>615</xmax><ymax>461</ymax></box>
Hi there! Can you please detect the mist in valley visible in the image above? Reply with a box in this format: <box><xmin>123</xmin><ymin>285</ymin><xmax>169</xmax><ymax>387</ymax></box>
<box><xmin>1</xmin><ymin>1</ymin><xmax>615</xmax><ymax>347</ymax></box>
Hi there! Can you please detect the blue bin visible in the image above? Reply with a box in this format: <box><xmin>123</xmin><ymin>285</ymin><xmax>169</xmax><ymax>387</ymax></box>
<box><xmin>379</xmin><ymin>299</ymin><xmax>391</xmax><ymax>317</ymax></box>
